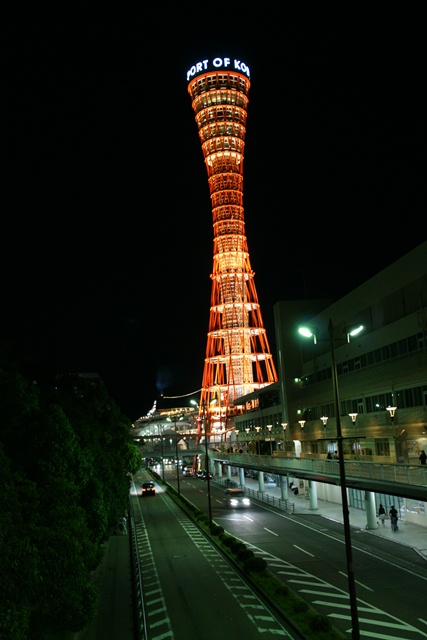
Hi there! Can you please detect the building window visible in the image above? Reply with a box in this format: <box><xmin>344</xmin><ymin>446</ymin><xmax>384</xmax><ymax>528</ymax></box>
<box><xmin>375</xmin><ymin>439</ymin><xmax>390</xmax><ymax>457</ymax></box>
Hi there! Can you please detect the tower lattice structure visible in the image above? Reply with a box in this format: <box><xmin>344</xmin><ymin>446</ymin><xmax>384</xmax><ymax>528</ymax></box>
<box><xmin>187</xmin><ymin>60</ymin><xmax>277</xmax><ymax>439</ymax></box>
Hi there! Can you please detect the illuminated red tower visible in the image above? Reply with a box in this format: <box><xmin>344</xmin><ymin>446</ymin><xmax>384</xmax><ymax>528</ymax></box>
<box><xmin>187</xmin><ymin>57</ymin><xmax>277</xmax><ymax>438</ymax></box>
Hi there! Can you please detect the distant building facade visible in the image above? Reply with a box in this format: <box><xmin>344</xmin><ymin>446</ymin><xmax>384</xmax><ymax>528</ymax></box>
<box><xmin>233</xmin><ymin>242</ymin><xmax>427</xmax><ymax>521</ymax></box>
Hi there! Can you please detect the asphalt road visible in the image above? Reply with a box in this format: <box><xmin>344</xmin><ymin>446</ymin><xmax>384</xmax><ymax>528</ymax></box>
<box><xmin>172</xmin><ymin>471</ymin><xmax>427</xmax><ymax>640</ymax></box>
<box><xmin>130</xmin><ymin>470</ymin><xmax>299</xmax><ymax>640</ymax></box>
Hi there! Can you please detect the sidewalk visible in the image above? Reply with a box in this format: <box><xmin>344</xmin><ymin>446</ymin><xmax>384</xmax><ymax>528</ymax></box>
<box><xmin>241</xmin><ymin>477</ymin><xmax>427</xmax><ymax>560</ymax></box>
<box><xmin>72</xmin><ymin>532</ymin><xmax>134</xmax><ymax>640</ymax></box>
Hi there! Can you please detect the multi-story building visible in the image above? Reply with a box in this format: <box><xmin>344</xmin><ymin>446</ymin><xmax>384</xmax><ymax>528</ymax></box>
<box><xmin>233</xmin><ymin>240</ymin><xmax>427</xmax><ymax>524</ymax></box>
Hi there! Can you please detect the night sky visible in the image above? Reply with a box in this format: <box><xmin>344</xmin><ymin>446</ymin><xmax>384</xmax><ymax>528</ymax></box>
<box><xmin>2</xmin><ymin>7</ymin><xmax>424</xmax><ymax>420</ymax></box>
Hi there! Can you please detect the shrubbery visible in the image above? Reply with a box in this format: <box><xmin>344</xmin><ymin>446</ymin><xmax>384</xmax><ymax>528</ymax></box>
<box><xmin>0</xmin><ymin>366</ymin><xmax>140</xmax><ymax>640</ymax></box>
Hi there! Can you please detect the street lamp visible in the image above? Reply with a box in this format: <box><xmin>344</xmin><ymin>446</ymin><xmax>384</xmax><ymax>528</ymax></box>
<box><xmin>387</xmin><ymin>406</ymin><xmax>398</xmax><ymax>461</ymax></box>
<box><xmin>281</xmin><ymin>423</ymin><xmax>287</xmax><ymax>453</ymax></box>
<box><xmin>321</xmin><ymin>416</ymin><xmax>329</xmax><ymax>456</ymax></box>
<box><xmin>255</xmin><ymin>426</ymin><xmax>261</xmax><ymax>454</ymax></box>
<box><xmin>167</xmin><ymin>415</ymin><xmax>183</xmax><ymax>495</ymax></box>
<box><xmin>266</xmin><ymin>425</ymin><xmax>273</xmax><ymax>455</ymax></box>
<box><xmin>349</xmin><ymin>413</ymin><xmax>358</xmax><ymax>456</ymax></box>
<box><xmin>202</xmin><ymin>403</ymin><xmax>213</xmax><ymax>531</ymax></box>
<box><xmin>298</xmin><ymin>318</ymin><xmax>363</xmax><ymax>639</ymax></box>
<box><xmin>245</xmin><ymin>427</ymin><xmax>250</xmax><ymax>452</ymax></box>
<box><xmin>235</xmin><ymin>429</ymin><xmax>239</xmax><ymax>450</ymax></box>
<box><xmin>157</xmin><ymin>423</ymin><xmax>165</xmax><ymax>482</ymax></box>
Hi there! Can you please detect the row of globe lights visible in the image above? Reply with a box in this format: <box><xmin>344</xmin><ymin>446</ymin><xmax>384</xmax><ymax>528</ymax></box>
<box><xmin>236</xmin><ymin>405</ymin><xmax>397</xmax><ymax>446</ymax></box>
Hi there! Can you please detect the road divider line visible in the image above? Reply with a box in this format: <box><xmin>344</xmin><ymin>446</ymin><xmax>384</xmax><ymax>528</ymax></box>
<box><xmin>293</xmin><ymin>545</ymin><xmax>315</xmax><ymax>557</ymax></box>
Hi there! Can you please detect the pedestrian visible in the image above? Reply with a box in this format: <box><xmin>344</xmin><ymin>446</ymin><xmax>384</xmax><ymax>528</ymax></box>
<box><xmin>419</xmin><ymin>450</ymin><xmax>426</xmax><ymax>465</ymax></box>
<box><xmin>333</xmin><ymin>451</ymin><xmax>339</xmax><ymax>460</ymax></box>
<box><xmin>121</xmin><ymin>516</ymin><xmax>127</xmax><ymax>535</ymax></box>
<box><xmin>378</xmin><ymin>503</ymin><xmax>386</xmax><ymax>527</ymax></box>
<box><xmin>326</xmin><ymin>452</ymin><xmax>332</xmax><ymax>460</ymax></box>
<box><xmin>389</xmin><ymin>505</ymin><xmax>398</xmax><ymax>531</ymax></box>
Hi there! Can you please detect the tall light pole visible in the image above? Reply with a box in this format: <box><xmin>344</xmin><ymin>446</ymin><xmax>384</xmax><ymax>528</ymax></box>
<box><xmin>321</xmin><ymin>416</ymin><xmax>329</xmax><ymax>456</ymax></box>
<box><xmin>281</xmin><ymin>423</ymin><xmax>287</xmax><ymax>453</ymax></box>
<box><xmin>203</xmin><ymin>402</ymin><xmax>213</xmax><ymax>531</ymax></box>
<box><xmin>349</xmin><ymin>413</ymin><xmax>358</xmax><ymax>455</ymax></box>
<box><xmin>328</xmin><ymin>319</ymin><xmax>360</xmax><ymax>639</ymax></box>
<box><xmin>266</xmin><ymin>425</ymin><xmax>273</xmax><ymax>455</ymax></box>
<box><xmin>167</xmin><ymin>415</ymin><xmax>184</xmax><ymax>494</ymax></box>
<box><xmin>255</xmin><ymin>426</ymin><xmax>261</xmax><ymax>454</ymax></box>
<box><xmin>387</xmin><ymin>406</ymin><xmax>398</xmax><ymax>461</ymax></box>
<box><xmin>299</xmin><ymin>319</ymin><xmax>363</xmax><ymax>639</ymax></box>
<box><xmin>158</xmin><ymin>423</ymin><xmax>165</xmax><ymax>482</ymax></box>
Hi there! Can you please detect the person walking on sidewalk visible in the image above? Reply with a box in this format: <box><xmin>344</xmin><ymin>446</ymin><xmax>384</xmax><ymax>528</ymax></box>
<box><xmin>119</xmin><ymin>516</ymin><xmax>127</xmax><ymax>535</ymax></box>
<box><xmin>389</xmin><ymin>505</ymin><xmax>398</xmax><ymax>531</ymax></box>
<box><xmin>419</xmin><ymin>450</ymin><xmax>427</xmax><ymax>465</ymax></box>
<box><xmin>378</xmin><ymin>503</ymin><xmax>386</xmax><ymax>527</ymax></box>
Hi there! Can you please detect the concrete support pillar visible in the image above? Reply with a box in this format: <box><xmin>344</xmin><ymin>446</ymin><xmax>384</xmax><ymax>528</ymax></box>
<box><xmin>215</xmin><ymin>461</ymin><xmax>223</xmax><ymax>478</ymax></box>
<box><xmin>309</xmin><ymin>480</ymin><xmax>318</xmax><ymax>510</ymax></box>
<box><xmin>239</xmin><ymin>467</ymin><xmax>245</xmax><ymax>488</ymax></box>
<box><xmin>258</xmin><ymin>471</ymin><xmax>265</xmax><ymax>492</ymax></box>
<box><xmin>280</xmin><ymin>475</ymin><xmax>288</xmax><ymax>500</ymax></box>
<box><xmin>226</xmin><ymin>465</ymin><xmax>232</xmax><ymax>481</ymax></box>
<box><xmin>365</xmin><ymin>490</ymin><xmax>378</xmax><ymax>530</ymax></box>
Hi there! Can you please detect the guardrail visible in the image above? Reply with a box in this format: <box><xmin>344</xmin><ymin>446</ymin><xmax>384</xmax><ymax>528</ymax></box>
<box><xmin>128</xmin><ymin>499</ymin><xmax>148</xmax><ymax>640</ymax></box>
<box><xmin>212</xmin><ymin>453</ymin><xmax>427</xmax><ymax>488</ymax></box>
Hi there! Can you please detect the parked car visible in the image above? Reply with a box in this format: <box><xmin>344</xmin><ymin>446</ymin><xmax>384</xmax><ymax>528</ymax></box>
<box><xmin>141</xmin><ymin>481</ymin><xmax>156</xmax><ymax>496</ymax></box>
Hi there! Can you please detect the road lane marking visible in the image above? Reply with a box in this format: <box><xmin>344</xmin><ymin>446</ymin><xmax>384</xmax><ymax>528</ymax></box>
<box><xmin>264</xmin><ymin>527</ymin><xmax>279</xmax><ymax>536</ymax></box>
<box><xmin>243</xmin><ymin>515</ymin><xmax>254</xmax><ymax>522</ymax></box>
<box><xmin>293</xmin><ymin>545</ymin><xmax>315</xmax><ymax>557</ymax></box>
<box><xmin>355</xmin><ymin>580</ymin><xmax>373</xmax><ymax>592</ymax></box>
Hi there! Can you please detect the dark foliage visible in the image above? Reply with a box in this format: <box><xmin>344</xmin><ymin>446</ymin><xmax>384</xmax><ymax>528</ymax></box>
<box><xmin>243</xmin><ymin>556</ymin><xmax>268</xmax><ymax>574</ymax></box>
<box><xmin>0</xmin><ymin>366</ymin><xmax>141</xmax><ymax>639</ymax></box>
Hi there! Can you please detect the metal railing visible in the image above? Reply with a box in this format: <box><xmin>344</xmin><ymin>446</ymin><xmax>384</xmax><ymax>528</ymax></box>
<box><xmin>128</xmin><ymin>498</ymin><xmax>148</xmax><ymax>640</ymax></box>
<box><xmin>212</xmin><ymin>452</ymin><xmax>427</xmax><ymax>488</ymax></box>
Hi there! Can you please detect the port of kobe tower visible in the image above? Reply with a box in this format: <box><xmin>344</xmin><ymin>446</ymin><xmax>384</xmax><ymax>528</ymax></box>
<box><xmin>187</xmin><ymin>56</ymin><xmax>277</xmax><ymax>442</ymax></box>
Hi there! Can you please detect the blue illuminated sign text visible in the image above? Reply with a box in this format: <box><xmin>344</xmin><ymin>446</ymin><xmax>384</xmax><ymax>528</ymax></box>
<box><xmin>186</xmin><ymin>57</ymin><xmax>250</xmax><ymax>82</ymax></box>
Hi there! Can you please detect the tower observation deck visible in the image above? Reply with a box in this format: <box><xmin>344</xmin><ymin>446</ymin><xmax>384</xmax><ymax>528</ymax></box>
<box><xmin>187</xmin><ymin>57</ymin><xmax>277</xmax><ymax>438</ymax></box>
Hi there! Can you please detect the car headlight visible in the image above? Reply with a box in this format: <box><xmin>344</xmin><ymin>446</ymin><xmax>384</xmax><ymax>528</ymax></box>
<box><xmin>243</xmin><ymin>498</ymin><xmax>250</xmax><ymax>506</ymax></box>
<box><xmin>230</xmin><ymin>499</ymin><xmax>238</xmax><ymax>506</ymax></box>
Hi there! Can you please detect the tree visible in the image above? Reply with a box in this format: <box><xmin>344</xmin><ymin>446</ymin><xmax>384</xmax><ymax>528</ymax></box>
<box><xmin>0</xmin><ymin>365</ymin><xmax>140</xmax><ymax>638</ymax></box>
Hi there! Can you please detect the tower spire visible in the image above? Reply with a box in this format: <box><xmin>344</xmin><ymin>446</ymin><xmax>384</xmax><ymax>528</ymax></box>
<box><xmin>187</xmin><ymin>57</ymin><xmax>277</xmax><ymax>439</ymax></box>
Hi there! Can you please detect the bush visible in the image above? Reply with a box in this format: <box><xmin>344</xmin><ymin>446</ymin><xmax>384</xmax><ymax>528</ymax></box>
<box><xmin>196</xmin><ymin>513</ymin><xmax>209</xmax><ymax>526</ymax></box>
<box><xmin>229</xmin><ymin>540</ymin><xmax>247</xmax><ymax>555</ymax></box>
<box><xmin>293</xmin><ymin>599</ymin><xmax>309</xmax><ymax>613</ymax></box>
<box><xmin>211</xmin><ymin>524</ymin><xmax>224</xmax><ymax>536</ymax></box>
<box><xmin>275</xmin><ymin>583</ymin><xmax>289</xmax><ymax>598</ymax></box>
<box><xmin>220</xmin><ymin>534</ymin><xmax>236</xmax><ymax>548</ymax></box>
<box><xmin>243</xmin><ymin>556</ymin><xmax>267</xmax><ymax>574</ymax></box>
<box><xmin>308</xmin><ymin>613</ymin><xmax>332</xmax><ymax>633</ymax></box>
<box><xmin>237</xmin><ymin>548</ymin><xmax>255</xmax><ymax>563</ymax></box>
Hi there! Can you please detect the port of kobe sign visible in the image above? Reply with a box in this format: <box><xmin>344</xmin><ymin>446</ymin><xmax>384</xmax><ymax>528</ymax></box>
<box><xmin>186</xmin><ymin>57</ymin><xmax>250</xmax><ymax>82</ymax></box>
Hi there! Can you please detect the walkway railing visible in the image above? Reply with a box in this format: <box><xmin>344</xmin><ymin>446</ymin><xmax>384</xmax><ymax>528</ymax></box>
<box><xmin>212</xmin><ymin>453</ymin><xmax>427</xmax><ymax>488</ymax></box>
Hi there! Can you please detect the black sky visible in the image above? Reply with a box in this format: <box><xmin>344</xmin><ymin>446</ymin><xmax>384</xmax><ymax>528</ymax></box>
<box><xmin>2</xmin><ymin>7</ymin><xmax>425</xmax><ymax>419</ymax></box>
